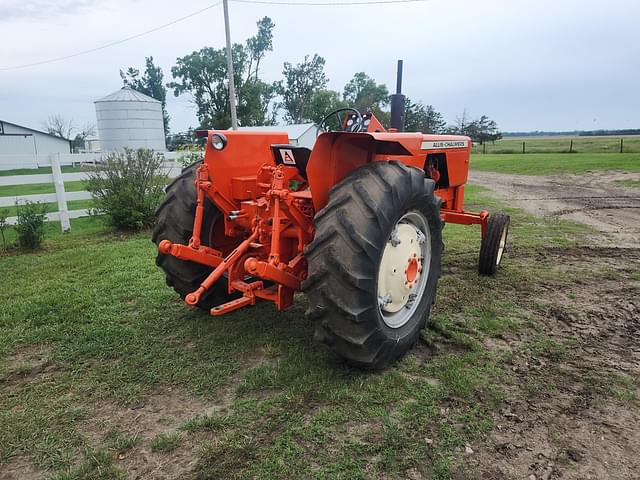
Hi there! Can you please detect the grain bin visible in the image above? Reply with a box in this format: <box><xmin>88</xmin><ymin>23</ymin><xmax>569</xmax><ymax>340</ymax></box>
<box><xmin>95</xmin><ymin>86</ymin><xmax>166</xmax><ymax>152</ymax></box>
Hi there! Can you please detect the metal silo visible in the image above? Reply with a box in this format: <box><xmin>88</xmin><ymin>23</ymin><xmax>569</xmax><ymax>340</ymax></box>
<box><xmin>95</xmin><ymin>86</ymin><xmax>166</xmax><ymax>152</ymax></box>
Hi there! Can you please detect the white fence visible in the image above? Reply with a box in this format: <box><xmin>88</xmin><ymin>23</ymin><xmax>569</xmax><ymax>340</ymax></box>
<box><xmin>0</xmin><ymin>151</ymin><xmax>183</xmax><ymax>171</ymax></box>
<box><xmin>0</xmin><ymin>152</ymin><xmax>102</xmax><ymax>171</ymax></box>
<box><xmin>1</xmin><ymin>152</ymin><xmax>183</xmax><ymax>231</ymax></box>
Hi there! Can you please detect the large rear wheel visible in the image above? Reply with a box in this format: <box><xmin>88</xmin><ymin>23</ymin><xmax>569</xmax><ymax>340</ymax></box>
<box><xmin>152</xmin><ymin>163</ymin><xmax>240</xmax><ymax>311</ymax></box>
<box><xmin>303</xmin><ymin>161</ymin><xmax>443</xmax><ymax>369</ymax></box>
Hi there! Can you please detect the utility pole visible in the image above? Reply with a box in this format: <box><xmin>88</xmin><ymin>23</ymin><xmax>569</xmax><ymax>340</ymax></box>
<box><xmin>223</xmin><ymin>0</ymin><xmax>238</xmax><ymax>130</ymax></box>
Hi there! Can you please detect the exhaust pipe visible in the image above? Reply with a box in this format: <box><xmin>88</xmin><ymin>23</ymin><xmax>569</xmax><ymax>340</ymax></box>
<box><xmin>389</xmin><ymin>59</ymin><xmax>406</xmax><ymax>131</ymax></box>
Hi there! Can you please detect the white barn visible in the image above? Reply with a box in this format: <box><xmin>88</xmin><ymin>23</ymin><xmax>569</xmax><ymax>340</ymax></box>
<box><xmin>0</xmin><ymin>120</ymin><xmax>71</xmax><ymax>156</ymax></box>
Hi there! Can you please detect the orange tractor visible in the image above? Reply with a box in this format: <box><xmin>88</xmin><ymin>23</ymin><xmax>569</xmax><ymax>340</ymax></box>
<box><xmin>153</xmin><ymin>64</ymin><xmax>510</xmax><ymax>369</ymax></box>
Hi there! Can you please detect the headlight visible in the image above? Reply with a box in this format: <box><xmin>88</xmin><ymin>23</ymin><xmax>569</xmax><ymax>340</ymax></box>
<box><xmin>211</xmin><ymin>133</ymin><xmax>227</xmax><ymax>151</ymax></box>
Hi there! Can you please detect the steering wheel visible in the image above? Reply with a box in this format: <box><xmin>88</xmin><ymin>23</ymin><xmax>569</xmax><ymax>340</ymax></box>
<box><xmin>318</xmin><ymin>107</ymin><xmax>363</xmax><ymax>135</ymax></box>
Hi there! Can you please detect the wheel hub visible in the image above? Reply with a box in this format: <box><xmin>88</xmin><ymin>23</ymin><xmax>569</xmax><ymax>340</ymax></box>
<box><xmin>405</xmin><ymin>256</ymin><xmax>419</xmax><ymax>285</ymax></box>
<box><xmin>377</xmin><ymin>211</ymin><xmax>431</xmax><ymax>328</ymax></box>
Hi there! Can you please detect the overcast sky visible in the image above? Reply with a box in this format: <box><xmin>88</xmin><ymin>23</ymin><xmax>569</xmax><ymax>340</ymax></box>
<box><xmin>1</xmin><ymin>0</ymin><xmax>638</xmax><ymax>134</ymax></box>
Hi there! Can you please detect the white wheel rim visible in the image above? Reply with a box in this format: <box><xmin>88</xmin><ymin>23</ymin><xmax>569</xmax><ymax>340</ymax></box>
<box><xmin>377</xmin><ymin>211</ymin><xmax>431</xmax><ymax>329</ymax></box>
<box><xmin>496</xmin><ymin>226</ymin><xmax>507</xmax><ymax>265</ymax></box>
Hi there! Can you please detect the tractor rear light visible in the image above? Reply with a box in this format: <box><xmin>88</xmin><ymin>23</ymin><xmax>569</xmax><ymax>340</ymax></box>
<box><xmin>211</xmin><ymin>133</ymin><xmax>228</xmax><ymax>151</ymax></box>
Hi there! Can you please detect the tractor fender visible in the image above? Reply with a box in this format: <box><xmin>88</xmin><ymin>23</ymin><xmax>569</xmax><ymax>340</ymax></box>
<box><xmin>306</xmin><ymin>131</ymin><xmax>419</xmax><ymax>212</ymax></box>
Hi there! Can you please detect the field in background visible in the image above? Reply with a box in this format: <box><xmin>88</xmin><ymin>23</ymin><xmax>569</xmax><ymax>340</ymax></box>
<box><xmin>470</xmin><ymin>152</ymin><xmax>640</xmax><ymax>176</ymax></box>
<box><xmin>472</xmin><ymin>135</ymin><xmax>640</xmax><ymax>154</ymax></box>
<box><xmin>617</xmin><ymin>179</ymin><xmax>640</xmax><ymax>188</ymax></box>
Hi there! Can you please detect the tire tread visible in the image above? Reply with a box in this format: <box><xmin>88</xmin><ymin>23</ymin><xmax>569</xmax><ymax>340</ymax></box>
<box><xmin>303</xmin><ymin>161</ymin><xmax>443</xmax><ymax>369</ymax></box>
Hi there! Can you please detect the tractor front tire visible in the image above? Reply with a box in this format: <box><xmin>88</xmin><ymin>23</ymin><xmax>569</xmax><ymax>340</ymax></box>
<box><xmin>478</xmin><ymin>213</ymin><xmax>510</xmax><ymax>275</ymax></box>
<box><xmin>152</xmin><ymin>162</ymin><xmax>237</xmax><ymax>311</ymax></box>
<box><xmin>303</xmin><ymin>161</ymin><xmax>443</xmax><ymax>369</ymax></box>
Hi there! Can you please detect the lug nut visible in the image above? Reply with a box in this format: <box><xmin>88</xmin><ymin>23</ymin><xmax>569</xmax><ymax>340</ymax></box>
<box><xmin>389</xmin><ymin>229</ymin><xmax>401</xmax><ymax>247</ymax></box>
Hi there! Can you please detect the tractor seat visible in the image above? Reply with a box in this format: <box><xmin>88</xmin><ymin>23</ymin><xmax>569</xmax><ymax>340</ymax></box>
<box><xmin>270</xmin><ymin>144</ymin><xmax>311</xmax><ymax>180</ymax></box>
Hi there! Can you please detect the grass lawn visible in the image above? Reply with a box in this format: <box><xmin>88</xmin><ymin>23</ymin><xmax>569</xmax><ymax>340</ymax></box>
<box><xmin>0</xmin><ymin>186</ymin><xmax>619</xmax><ymax>479</ymax></box>
<box><xmin>472</xmin><ymin>135</ymin><xmax>640</xmax><ymax>154</ymax></box>
<box><xmin>0</xmin><ymin>165</ymin><xmax>87</xmax><ymax>177</ymax></box>
<box><xmin>470</xmin><ymin>152</ymin><xmax>640</xmax><ymax>175</ymax></box>
<box><xmin>616</xmin><ymin>178</ymin><xmax>640</xmax><ymax>188</ymax></box>
<box><xmin>0</xmin><ymin>180</ymin><xmax>88</xmax><ymax>199</ymax></box>
<box><xmin>0</xmin><ymin>199</ymin><xmax>94</xmax><ymax>218</ymax></box>
<box><xmin>0</xmin><ymin>216</ymin><xmax>109</xmax><ymax>250</ymax></box>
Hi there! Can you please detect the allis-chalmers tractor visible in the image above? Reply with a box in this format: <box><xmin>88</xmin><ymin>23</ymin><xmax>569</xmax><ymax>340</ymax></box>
<box><xmin>153</xmin><ymin>64</ymin><xmax>510</xmax><ymax>369</ymax></box>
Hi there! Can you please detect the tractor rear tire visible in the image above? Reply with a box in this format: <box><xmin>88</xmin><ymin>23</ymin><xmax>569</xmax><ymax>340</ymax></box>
<box><xmin>303</xmin><ymin>161</ymin><xmax>443</xmax><ymax>370</ymax></box>
<box><xmin>478</xmin><ymin>213</ymin><xmax>510</xmax><ymax>276</ymax></box>
<box><xmin>152</xmin><ymin>162</ymin><xmax>238</xmax><ymax>311</ymax></box>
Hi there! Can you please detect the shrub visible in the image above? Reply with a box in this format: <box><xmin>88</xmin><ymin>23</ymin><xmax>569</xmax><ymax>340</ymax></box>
<box><xmin>15</xmin><ymin>201</ymin><xmax>47</xmax><ymax>250</ymax></box>
<box><xmin>86</xmin><ymin>148</ymin><xmax>168</xmax><ymax>230</ymax></box>
<box><xmin>176</xmin><ymin>145</ymin><xmax>205</xmax><ymax>169</ymax></box>
<box><xmin>0</xmin><ymin>212</ymin><xmax>9</xmax><ymax>250</ymax></box>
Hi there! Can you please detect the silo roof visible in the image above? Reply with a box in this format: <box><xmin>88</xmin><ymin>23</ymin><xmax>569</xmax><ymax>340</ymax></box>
<box><xmin>95</xmin><ymin>86</ymin><xmax>161</xmax><ymax>104</ymax></box>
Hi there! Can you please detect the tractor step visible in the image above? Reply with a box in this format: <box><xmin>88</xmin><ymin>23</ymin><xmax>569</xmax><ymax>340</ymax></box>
<box><xmin>210</xmin><ymin>296</ymin><xmax>253</xmax><ymax>316</ymax></box>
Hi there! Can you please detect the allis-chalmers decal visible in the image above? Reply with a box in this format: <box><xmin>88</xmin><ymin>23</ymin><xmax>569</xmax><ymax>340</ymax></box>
<box><xmin>421</xmin><ymin>140</ymin><xmax>468</xmax><ymax>149</ymax></box>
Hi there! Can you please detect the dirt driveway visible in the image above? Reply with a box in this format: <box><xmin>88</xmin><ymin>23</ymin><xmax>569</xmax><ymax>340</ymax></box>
<box><xmin>455</xmin><ymin>170</ymin><xmax>640</xmax><ymax>479</ymax></box>
<box><xmin>469</xmin><ymin>170</ymin><xmax>640</xmax><ymax>247</ymax></box>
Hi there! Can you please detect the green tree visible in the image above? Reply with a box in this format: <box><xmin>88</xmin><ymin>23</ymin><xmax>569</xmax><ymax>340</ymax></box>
<box><xmin>169</xmin><ymin>46</ymin><xmax>232</xmax><ymax>129</ymax></box>
<box><xmin>445</xmin><ymin>110</ymin><xmax>501</xmax><ymax>143</ymax></box>
<box><xmin>166</xmin><ymin>128</ymin><xmax>201</xmax><ymax>151</ymax></box>
<box><xmin>278</xmin><ymin>54</ymin><xmax>328</xmax><ymax>124</ymax></box>
<box><xmin>444</xmin><ymin>109</ymin><xmax>470</xmax><ymax>135</ymax></box>
<box><xmin>238</xmin><ymin>77</ymin><xmax>279</xmax><ymax>127</ymax></box>
<box><xmin>404</xmin><ymin>99</ymin><xmax>446</xmax><ymax>134</ymax></box>
<box><xmin>240</xmin><ymin>16</ymin><xmax>278</xmax><ymax>126</ymax></box>
<box><xmin>343</xmin><ymin>72</ymin><xmax>389</xmax><ymax>118</ymax></box>
<box><xmin>121</xmin><ymin>56</ymin><xmax>170</xmax><ymax>135</ymax></box>
<box><xmin>246</xmin><ymin>17</ymin><xmax>275</xmax><ymax>81</ymax></box>
<box><xmin>475</xmin><ymin>115</ymin><xmax>502</xmax><ymax>144</ymax></box>
<box><xmin>305</xmin><ymin>89</ymin><xmax>348</xmax><ymax>125</ymax></box>
<box><xmin>168</xmin><ymin>17</ymin><xmax>278</xmax><ymax>129</ymax></box>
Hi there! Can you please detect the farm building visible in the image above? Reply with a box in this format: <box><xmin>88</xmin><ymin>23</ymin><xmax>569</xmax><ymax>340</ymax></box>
<box><xmin>0</xmin><ymin>120</ymin><xmax>71</xmax><ymax>156</ymax></box>
<box><xmin>77</xmin><ymin>136</ymin><xmax>101</xmax><ymax>153</ymax></box>
<box><xmin>95</xmin><ymin>86</ymin><xmax>166</xmax><ymax>152</ymax></box>
<box><xmin>232</xmin><ymin>123</ymin><xmax>319</xmax><ymax>149</ymax></box>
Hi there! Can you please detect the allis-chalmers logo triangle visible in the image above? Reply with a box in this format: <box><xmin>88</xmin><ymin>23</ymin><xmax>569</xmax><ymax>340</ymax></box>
<box><xmin>280</xmin><ymin>149</ymin><xmax>296</xmax><ymax>165</ymax></box>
